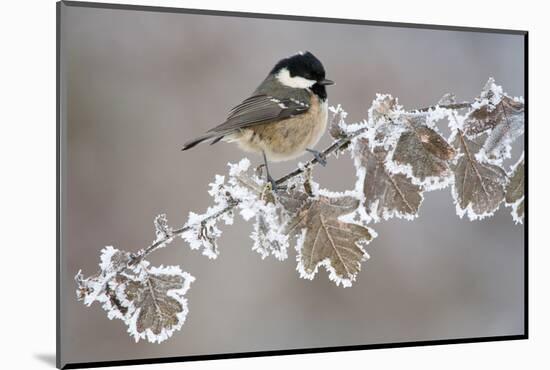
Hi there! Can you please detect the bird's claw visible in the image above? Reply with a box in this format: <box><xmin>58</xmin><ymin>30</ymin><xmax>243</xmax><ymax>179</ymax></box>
<box><xmin>266</xmin><ymin>174</ymin><xmax>286</xmax><ymax>193</ymax></box>
<box><xmin>306</xmin><ymin>148</ymin><xmax>327</xmax><ymax>167</ymax></box>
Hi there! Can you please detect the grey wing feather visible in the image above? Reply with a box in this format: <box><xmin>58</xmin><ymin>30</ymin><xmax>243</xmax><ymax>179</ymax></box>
<box><xmin>181</xmin><ymin>92</ymin><xmax>310</xmax><ymax>151</ymax></box>
<box><xmin>207</xmin><ymin>94</ymin><xmax>310</xmax><ymax>135</ymax></box>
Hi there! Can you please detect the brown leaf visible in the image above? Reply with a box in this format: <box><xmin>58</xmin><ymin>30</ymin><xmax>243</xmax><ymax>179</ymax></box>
<box><xmin>451</xmin><ymin>131</ymin><xmax>507</xmax><ymax>219</ymax></box>
<box><xmin>75</xmin><ymin>247</ymin><xmax>194</xmax><ymax>343</ymax></box>
<box><xmin>277</xmin><ymin>186</ymin><xmax>311</xmax><ymax>214</ymax></box>
<box><xmin>463</xmin><ymin>79</ymin><xmax>524</xmax><ymax>161</ymax></box>
<box><xmin>124</xmin><ymin>267</ymin><xmax>192</xmax><ymax>341</ymax></box>
<box><xmin>355</xmin><ymin>138</ymin><xmax>423</xmax><ymax>221</ymax></box>
<box><xmin>371</xmin><ymin>94</ymin><xmax>398</xmax><ymax>123</ymax></box>
<box><xmin>465</xmin><ymin>96</ymin><xmax>524</xmax><ymax>136</ymax></box>
<box><xmin>285</xmin><ymin>193</ymin><xmax>373</xmax><ymax>286</ymax></box>
<box><xmin>391</xmin><ymin>118</ymin><xmax>455</xmax><ymax>185</ymax></box>
<box><xmin>328</xmin><ymin>106</ymin><xmax>348</xmax><ymax>140</ymax></box>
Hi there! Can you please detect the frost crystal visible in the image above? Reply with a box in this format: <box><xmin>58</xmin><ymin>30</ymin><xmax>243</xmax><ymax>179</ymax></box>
<box><xmin>184</xmin><ymin>158</ymin><xmax>292</xmax><ymax>260</ymax></box>
<box><xmin>75</xmin><ymin>247</ymin><xmax>195</xmax><ymax>343</ymax></box>
<box><xmin>463</xmin><ymin>78</ymin><xmax>524</xmax><ymax>164</ymax></box>
<box><xmin>364</xmin><ymin>94</ymin><xmax>407</xmax><ymax>150</ymax></box>
<box><xmin>328</xmin><ymin>104</ymin><xmax>349</xmax><ymax>141</ymax></box>
<box><xmin>181</xmin><ymin>211</ymin><xmax>223</xmax><ymax>259</ymax></box>
<box><xmin>505</xmin><ymin>153</ymin><xmax>525</xmax><ymax>224</ymax></box>
<box><xmin>438</xmin><ymin>92</ymin><xmax>457</xmax><ymax>106</ymax></box>
<box><xmin>153</xmin><ymin>214</ymin><xmax>174</xmax><ymax>249</ymax></box>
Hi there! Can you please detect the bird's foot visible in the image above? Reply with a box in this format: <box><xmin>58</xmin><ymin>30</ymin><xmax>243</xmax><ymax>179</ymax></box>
<box><xmin>255</xmin><ymin>163</ymin><xmax>266</xmax><ymax>177</ymax></box>
<box><xmin>266</xmin><ymin>174</ymin><xmax>286</xmax><ymax>193</ymax></box>
<box><xmin>306</xmin><ymin>148</ymin><xmax>327</xmax><ymax>167</ymax></box>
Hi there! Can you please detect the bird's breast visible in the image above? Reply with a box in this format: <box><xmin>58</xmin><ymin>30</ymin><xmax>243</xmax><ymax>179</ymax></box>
<box><xmin>234</xmin><ymin>94</ymin><xmax>328</xmax><ymax>162</ymax></box>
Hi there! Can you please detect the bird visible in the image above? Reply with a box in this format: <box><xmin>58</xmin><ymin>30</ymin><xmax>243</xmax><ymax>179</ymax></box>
<box><xmin>181</xmin><ymin>51</ymin><xmax>334</xmax><ymax>189</ymax></box>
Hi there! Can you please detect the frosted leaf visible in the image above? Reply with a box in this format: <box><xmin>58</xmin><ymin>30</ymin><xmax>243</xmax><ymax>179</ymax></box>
<box><xmin>369</xmin><ymin>94</ymin><xmax>399</xmax><ymax>123</ymax></box>
<box><xmin>154</xmin><ymin>214</ymin><xmax>173</xmax><ymax>245</ymax></box>
<box><xmin>251</xmin><ymin>211</ymin><xmax>289</xmax><ymax>261</ymax></box>
<box><xmin>388</xmin><ymin>116</ymin><xmax>455</xmax><ymax>189</ymax></box>
<box><xmin>451</xmin><ymin>131</ymin><xmax>507</xmax><ymax>220</ymax></box>
<box><xmin>505</xmin><ymin>154</ymin><xmax>525</xmax><ymax>224</ymax></box>
<box><xmin>438</xmin><ymin>93</ymin><xmax>456</xmax><ymax>106</ymax></box>
<box><xmin>75</xmin><ymin>246</ymin><xmax>132</xmax><ymax>307</ymax></box>
<box><xmin>199</xmin><ymin>158</ymin><xmax>293</xmax><ymax>260</ymax></box>
<box><xmin>75</xmin><ymin>247</ymin><xmax>195</xmax><ymax>344</ymax></box>
<box><xmin>277</xmin><ymin>185</ymin><xmax>310</xmax><ymax>214</ymax></box>
<box><xmin>181</xmin><ymin>212</ymin><xmax>222</xmax><ymax>259</ymax></box>
<box><xmin>328</xmin><ymin>104</ymin><xmax>349</xmax><ymax>141</ymax></box>
<box><xmin>481</xmin><ymin>98</ymin><xmax>524</xmax><ymax>162</ymax></box>
<box><xmin>121</xmin><ymin>264</ymin><xmax>194</xmax><ymax>343</ymax></box>
<box><xmin>248</xmin><ymin>193</ymin><xmax>291</xmax><ymax>260</ymax></box>
<box><xmin>284</xmin><ymin>191</ymin><xmax>374</xmax><ymax>287</ymax></box>
<box><xmin>364</xmin><ymin>94</ymin><xmax>406</xmax><ymax>150</ymax></box>
<box><xmin>180</xmin><ymin>161</ymin><xmax>251</xmax><ymax>259</ymax></box>
<box><xmin>463</xmin><ymin>79</ymin><xmax>524</xmax><ymax>163</ymax></box>
<box><xmin>352</xmin><ymin>137</ymin><xmax>423</xmax><ymax>222</ymax></box>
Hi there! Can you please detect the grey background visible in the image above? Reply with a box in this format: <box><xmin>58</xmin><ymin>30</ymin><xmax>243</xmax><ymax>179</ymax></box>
<box><xmin>60</xmin><ymin>4</ymin><xmax>525</xmax><ymax>366</ymax></box>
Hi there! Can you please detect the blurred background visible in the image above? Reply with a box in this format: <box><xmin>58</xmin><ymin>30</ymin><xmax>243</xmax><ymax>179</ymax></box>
<box><xmin>60</xmin><ymin>3</ymin><xmax>525</xmax><ymax>365</ymax></box>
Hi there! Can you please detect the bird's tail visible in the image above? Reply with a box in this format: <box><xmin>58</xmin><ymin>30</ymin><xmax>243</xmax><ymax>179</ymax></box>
<box><xmin>181</xmin><ymin>133</ymin><xmax>220</xmax><ymax>151</ymax></box>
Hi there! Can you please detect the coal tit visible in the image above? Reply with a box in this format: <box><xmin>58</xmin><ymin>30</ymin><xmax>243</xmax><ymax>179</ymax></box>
<box><xmin>182</xmin><ymin>51</ymin><xmax>334</xmax><ymax>188</ymax></box>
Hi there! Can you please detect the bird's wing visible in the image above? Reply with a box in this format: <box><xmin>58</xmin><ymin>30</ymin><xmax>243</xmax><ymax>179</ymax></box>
<box><xmin>206</xmin><ymin>94</ymin><xmax>310</xmax><ymax>135</ymax></box>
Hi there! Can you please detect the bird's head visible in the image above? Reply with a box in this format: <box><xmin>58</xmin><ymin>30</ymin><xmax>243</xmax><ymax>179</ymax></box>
<box><xmin>270</xmin><ymin>51</ymin><xmax>334</xmax><ymax>90</ymax></box>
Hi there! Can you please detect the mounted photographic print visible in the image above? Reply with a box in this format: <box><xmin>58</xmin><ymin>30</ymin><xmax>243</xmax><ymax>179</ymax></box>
<box><xmin>57</xmin><ymin>1</ymin><xmax>527</xmax><ymax>368</ymax></box>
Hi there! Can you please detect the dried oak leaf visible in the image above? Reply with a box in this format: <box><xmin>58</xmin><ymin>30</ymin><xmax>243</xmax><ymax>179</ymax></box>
<box><xmin>451</xmin><ymin>132</ymin><xmax>507</xmax><ymax>220</ymax></box>
<box><xmin>505</xmin><ymin>156</ymin><xmax>525</xmax><ymax>224</ymax></box>
<box><xmin>355</xmin><ymin>138</ymin><xmax>423</xmax><ymax>221</ymax></box>
<box><xmin>391</xmin><ymin>117</ymin><xmax>455</xmax><ymax>187</ymax></box>
<box><xmin>123</xmin><ymin>265</ymin><xmax>194</xmax><ymax>343</ymax></box>
<box><xmin>285</xmin><ymin>192</ymin><xmax>373</xmax><ymax>287</ymax></box>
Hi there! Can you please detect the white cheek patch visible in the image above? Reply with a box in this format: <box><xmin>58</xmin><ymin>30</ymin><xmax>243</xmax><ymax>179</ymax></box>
<box><xmin>276</xmin><ymin>68</ymin><xmax>316</xmax><ymax>89</ymax></box>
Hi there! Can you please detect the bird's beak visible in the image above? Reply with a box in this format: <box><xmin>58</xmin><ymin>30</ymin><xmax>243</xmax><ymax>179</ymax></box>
<box><xmin>318</xmin><ymin>78</ymin><xmax>335</xmax><ymax>86</ymax></box>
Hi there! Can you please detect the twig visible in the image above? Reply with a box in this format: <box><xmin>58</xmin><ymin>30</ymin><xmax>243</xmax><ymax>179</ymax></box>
<box><xmin>130</xmin><ymin>200</ymin><xmax>239</xmax><ymax>266</ymax></box>
<box><xmin>97</xmin><ymin>100</ymin><xmax>474</xmax><ymax>272</ymax></box>
<box><xmin>415</xmin><ymin>102</ymin><xmax>472</xmax><ymax>112</ymax></box>
<box><xmin>275</xmin><ymin>127</ymin><xmax>367</xmax><ymax>185</ymax></box>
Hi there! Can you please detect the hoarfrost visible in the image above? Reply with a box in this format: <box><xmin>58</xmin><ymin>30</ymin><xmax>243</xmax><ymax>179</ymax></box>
<box><xmin>463</xmin><ymin>78</ymin><xmax>524</xmax><ymax>164</ymax></box>
<box><xmin>153</xmin><ymin>214</ymin><xmax>173</xmax><ymax>248</ymax></box>
<box><xmin>505</xmin><ymin>153</ymin><xmax>525</xmax><ymax>224</ymax></box>
<box><xmin>75</xmin><ymin>79</ymin><xmax>525</xmax><ymax>345</ymax></box>
<box><xmin>75</xmin><ymin>247</ymin><xmax>195</xmax><ymax>344</ymax></box>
